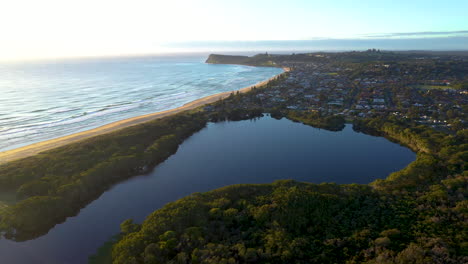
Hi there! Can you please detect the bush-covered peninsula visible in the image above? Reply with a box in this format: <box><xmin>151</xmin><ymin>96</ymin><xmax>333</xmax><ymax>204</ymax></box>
<box><xmin>0</xmin><ymin>112</ymin><xmax>207</xmax><ymax>240</ymax></box>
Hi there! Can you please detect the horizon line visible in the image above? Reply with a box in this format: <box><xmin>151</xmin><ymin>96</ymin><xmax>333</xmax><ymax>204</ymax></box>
<box><xmin>2</xmin><ymin>47</ymin><xmax>468</xmax><ymax>63</ymax></box>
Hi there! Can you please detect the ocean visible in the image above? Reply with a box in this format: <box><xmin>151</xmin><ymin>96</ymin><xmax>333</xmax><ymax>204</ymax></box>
<box><xmin>0</xmin><ymin>54</ymin><xmax>283</xmax><ymax>151</ymax></box>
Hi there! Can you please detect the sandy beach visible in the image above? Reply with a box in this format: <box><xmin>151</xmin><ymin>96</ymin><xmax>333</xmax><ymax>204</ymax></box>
<box><xmin>0</xmin><ymin>68</ymin><xmax>288</xmax><ymax>165</ymax></box>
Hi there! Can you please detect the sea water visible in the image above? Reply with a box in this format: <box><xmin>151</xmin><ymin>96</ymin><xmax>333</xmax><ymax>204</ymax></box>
<box><xmin>0</xmin><ymin>54</ymin><xmax>283</xmax><ymax>151</ymax></box>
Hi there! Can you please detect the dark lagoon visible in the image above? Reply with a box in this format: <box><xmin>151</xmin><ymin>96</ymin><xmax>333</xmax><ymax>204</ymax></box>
<box><xmin>0</xmin><ymin>115</ymin><xmax>415</xmax><ymax>264</ymax></box>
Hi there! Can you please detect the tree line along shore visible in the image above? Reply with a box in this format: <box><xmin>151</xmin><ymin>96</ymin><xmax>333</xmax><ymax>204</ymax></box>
<box><xmin>0</xmin><ymin>52</ymin><xmax>466</xmax><ymax>263</ymax></box>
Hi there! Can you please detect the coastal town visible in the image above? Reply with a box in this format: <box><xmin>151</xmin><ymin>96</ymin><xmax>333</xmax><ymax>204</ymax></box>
<box><xmin>207</xmin><ymin>51</ymin><xmax>468</xmax><ymax>131</ymax></box>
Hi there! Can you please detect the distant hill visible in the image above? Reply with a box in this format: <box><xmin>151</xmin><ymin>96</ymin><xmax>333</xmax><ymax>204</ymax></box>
<box><xmin>206</xmin><ymin>54</ymin><xmax>250</xmax><ymax>64</ymax></box>
<box><xmin>206</xmin><ymin>54</ymin><xmax>279</xmax><ymax>67</ymax></box>
<box><xmin>394</xmin><ymin>50</ymin><xmax>468</xmax><ymax>56</ymax></box>
<box><xmin>207</xmin><ymin>50</ymin><xmax>468</xmax><ymax>68</ymax></box>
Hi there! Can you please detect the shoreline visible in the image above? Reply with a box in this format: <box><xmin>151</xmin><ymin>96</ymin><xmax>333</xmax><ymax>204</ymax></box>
<box><xmin>0</xmin><ymin>67</ymin><xmax>289</xmax><ymax>165</ymax></box>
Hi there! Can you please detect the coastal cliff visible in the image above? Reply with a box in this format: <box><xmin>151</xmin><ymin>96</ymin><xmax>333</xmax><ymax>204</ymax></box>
<box><xmin>206</xmin><ymin>54</ymin><xmax>250</xmax><ymax>64</ymax></box>
<box><xmin>206</xmin><ymin>54</ymin><xmax>279</xmax><ymax>67</ymax></box>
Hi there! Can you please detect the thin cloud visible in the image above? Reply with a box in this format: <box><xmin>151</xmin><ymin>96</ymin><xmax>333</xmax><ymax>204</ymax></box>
<box><xmin>363</xmin><ymin>30</ymin><xmax>468</xmax><ymax>38</ymax></box>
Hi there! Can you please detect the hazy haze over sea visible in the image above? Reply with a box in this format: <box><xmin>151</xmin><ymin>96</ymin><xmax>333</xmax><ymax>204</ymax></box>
<box><xmin>0</xmin><ymin>55</ymin><xmax>283</xmax><ymax>151</ymax></box>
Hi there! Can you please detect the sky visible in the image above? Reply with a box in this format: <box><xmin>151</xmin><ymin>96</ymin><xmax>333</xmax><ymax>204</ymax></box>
<box><xmin>0</xmin><ymin>0</ymin><xmax>467</xmax><ymax>61</ymax></box>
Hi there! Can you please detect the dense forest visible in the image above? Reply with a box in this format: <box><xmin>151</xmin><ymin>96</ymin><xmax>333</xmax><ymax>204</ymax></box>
<box><xmin>286</xmin><ymin>111</ymin><xmax>346</xmax><ymax>131</ymax></box>
<box><xmin>105</xmin><ymin>117</ymin><xmax>467</xmax><ymax>264</ymax></box>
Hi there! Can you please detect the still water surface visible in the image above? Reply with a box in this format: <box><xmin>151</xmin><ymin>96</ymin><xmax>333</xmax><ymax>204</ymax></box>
<box><xmin>0</xmin><ymin>116</ymin><xmax>415</xmax><ymax>264</ymax></box>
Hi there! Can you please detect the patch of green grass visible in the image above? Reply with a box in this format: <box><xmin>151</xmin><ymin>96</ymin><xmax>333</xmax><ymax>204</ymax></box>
<box><xmin>412</xmin><ymin>85</ymin><xmax>454</xmax><ymax>90</ymax></box>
